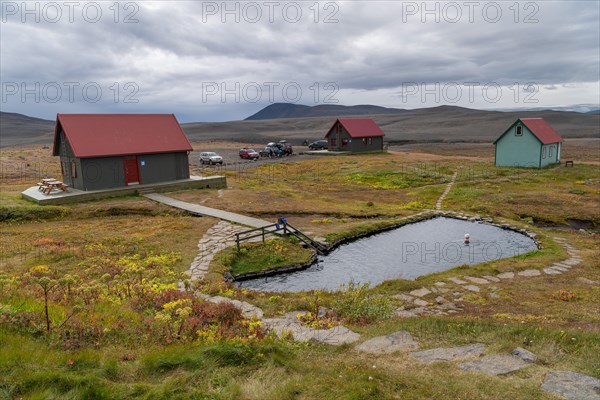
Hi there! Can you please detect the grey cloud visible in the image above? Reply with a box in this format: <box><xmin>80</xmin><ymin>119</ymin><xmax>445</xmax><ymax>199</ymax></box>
<box><xmin>1</xmin><ymin>0</ymin><xmax>598</xmax><ymax>121</ymax></box>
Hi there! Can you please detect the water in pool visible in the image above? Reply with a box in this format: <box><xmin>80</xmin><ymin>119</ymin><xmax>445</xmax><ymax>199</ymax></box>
<box><xmin>236</xmin><ymin>217</ymin><xmax>537</xmax><ymax>292</ymax></box>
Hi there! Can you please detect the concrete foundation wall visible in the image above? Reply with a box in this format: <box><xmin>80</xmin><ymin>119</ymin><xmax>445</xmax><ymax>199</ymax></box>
<box><xmin>21</xmin><ymin>176</ymin><xmax>226</xmax><ymax>206</ymax></box>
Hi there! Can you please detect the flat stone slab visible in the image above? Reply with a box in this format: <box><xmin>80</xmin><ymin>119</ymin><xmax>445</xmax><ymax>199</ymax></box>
<box><xmin>411</xmin><ymin>343</ymin><xmax>485</xmax><ymax>364</ymax></box>
<box><xmin>512</xmin><ymin>347</ymin><xmax>537</xmax><ymax>363</ymax></box>
<box><xmin>410</xmin><ymin>288</ymin><xmax>432</xmax><ymax>297</ymax></box>
<box><xmin>541</xmin><ymin>371</ymin><xmax>600</xmax><ymax>400</ymax></box>
<box><xmin>577</xmin><ymin>277</ymin><xmax>600</xmax><ymax>285</ymax></box>
<box><xmin>463</xmin><ymin>285</ymin><xmax>480</xmax><ymax>292</ymax></box>
<box><xmin>439</xmin><ymin>302</ymin><xmax>461</xmax><ymax>310</ymax></box>
<box><xmin>355</xmin><ymin>330</ymin><xmax>419</xmax><ymax>353</ymax></box>
<box><xmin>206</xmin><ymin>296</ymin><xmax>264</xmax><ymax>319</ymax></box>
<box><xmin>544</xmin><ymin>268</ymin><xmax>563</xmax><ymax>275</ymax></box>
<box><xmin>391</xmin><ymin>294</ymin><xmax>414</xmax><ymax>302</ymax></box>
<box><xmin>263</xmin><ymin>318</ymin><xmax>360</xmax><ymax>345</ymax></box>
<box><xmin>465</xmin><ymin>276</ymin><xmax>490</xmax><ymax>284</ymax></box>
<box><xmin>554</xmin><ymin>263</ymin><xmax>572</xmax><ymax>269</ymax></box>
<box><xmin>497</xmin><ymin>272</ymin><xmax>515</xmax><ymax>279</ymax></box>
<box><xmin>414</xmin><ymin>298</ymin><xmax>429</xmax><ymax>307</ymax></box>
<box><xmin>448</xmin><ymin>277</ymin><xmax>468</xmax><ymax>285</ymax></box>
<box><xmin>401</xmin><ymin>306</ymin><xmax>433</xmax><ymax>317</ymax></box>
<box><xmin>395</xmin><ymin>309</ymin><xmax>421</xmax><ymax>318</ymax></box>
<box><xmin>563</xmin><ymin>258</ymin><xmax>582</xmax><ymax>266</ymax></box>
<box><xmin>518</xmin><ymin>269</ymin><xmax>541</xmax><ymax>277</ymax></box>
<box><xmin>459</xmin><ymin>355</ymin><xmax>532</xmax><ymax>376</ymax></box>
<box><xmin>482</xmin><ymin>275</ymin><xmax>501</xmax><ymax>282</ymax></box>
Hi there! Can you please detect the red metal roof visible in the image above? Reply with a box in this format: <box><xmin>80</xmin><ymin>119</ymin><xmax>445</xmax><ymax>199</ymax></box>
<box><xmin>53</xmin><ymin>114</ymin><xmax>193</xmax><ymax>158</ymax></box>
<box><xmin>520</xmin><ymin>118</ymin><xmax>564</xmax><ymax>144</ymax></box>
<box><xmin>325</xmin><ymin>118</ymin><xmax>385</xmax><ymax>139</ymax></box>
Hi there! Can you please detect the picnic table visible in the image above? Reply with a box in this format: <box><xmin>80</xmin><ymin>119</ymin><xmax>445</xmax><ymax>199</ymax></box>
<box><xmin>37</xmin><ymin>178</ymin><xmax>69</xmax><ymax>195</ymax></box>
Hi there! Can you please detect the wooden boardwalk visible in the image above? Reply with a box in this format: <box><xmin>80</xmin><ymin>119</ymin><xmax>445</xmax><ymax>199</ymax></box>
<box><xmin>144</xmin><ymin>193</ymin><xmax>273</xmax><ymax>228</ymax></box>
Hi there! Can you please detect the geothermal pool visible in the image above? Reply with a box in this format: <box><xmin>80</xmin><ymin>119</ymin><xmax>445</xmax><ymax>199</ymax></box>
<box><xmin>236</xmin><ymin>217</ymin><xmax>537</xmax><ymax>292</ymax></box>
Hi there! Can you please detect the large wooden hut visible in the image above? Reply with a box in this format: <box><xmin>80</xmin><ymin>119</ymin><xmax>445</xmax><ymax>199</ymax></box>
<box><xmin>53</xmin><ymin>114</ymin><xmax>192</xmax><ymax>190</ymax></box>
<box><xmin>324</xmin><ymin>118</ymin><xmax>385</xmax><ymax>152</ymax></box>
<box><xmin>494</xmin><ymin>118</ymin><xmax>563</xmax><ymax>168</ymax></box>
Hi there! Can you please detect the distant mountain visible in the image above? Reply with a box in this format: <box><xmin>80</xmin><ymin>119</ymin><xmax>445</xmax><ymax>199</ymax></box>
<box><xmin>245</xmin><ymin>103</ymin><xmax>407</xmax><ymax>120</ymax></box>
<box><xmin>0</xmin><ymin>112</ymin><xmax>55</xmax><ymax>147</ymax></box>
<box><xmin>497</xmin><ymin>104</ymin><xmax>600</xmax><ymax>114</ymax></box>
<box><xmin>247</xmin><ymin>103</ymin><xmax>600</xmax><ymax>121</ymax></box>
<box><xmin>183</xmin><ymin>106</ymin><xmax>599</xmax><ymax>145</ymax></box>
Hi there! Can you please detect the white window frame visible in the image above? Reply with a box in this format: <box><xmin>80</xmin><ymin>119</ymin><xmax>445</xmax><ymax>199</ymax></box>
<box><xmin>515</xmin><ymin>125</ymin><xmax>523</xmax><ymax>136</ymax></box>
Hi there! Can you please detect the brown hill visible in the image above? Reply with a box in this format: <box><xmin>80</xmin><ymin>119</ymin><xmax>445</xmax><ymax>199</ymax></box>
<box><xmin>0</xmin><ymin>112</ymin><xmax>55</xmax><ymax>147</ymax></box>
<box><xmin>1</xmin><ymin>106</ymin><xmax>598</xmax><ymax>147</ymax></box>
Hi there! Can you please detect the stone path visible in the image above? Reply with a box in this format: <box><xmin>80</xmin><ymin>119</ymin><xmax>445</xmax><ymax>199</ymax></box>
<box><xmin>355</xmin><ymin>330</ymin><xmax>419</xmax><ymax>353</ymax></box>
<box><xmin>411</xmin><ymin>343</ymin><xmax>485</xmax><ymax>364</ymax></box>
<box><xmin>198</xmin><ymin>293</ymin><xmax>264</xmax><ymax>319</ymax></box>
<box><xmin>184</xmin><ymin>221</ymin><xmax>262</xmax><ymax>282</ymax></box>
<box><xmin>541</xmin><ymin>371</ymin><xmax>600</xmax><ymax>400</ymax></box>
<box><xmin>262</xmin><ymin>312</ymin><xmax>361</xmax><ymax>346</ymax></box>
<box><xmin>145</xmin><ymin>193</ymin><xmax>273</xmax><ymax>228</ymax></box>
<box><xmin>459</xmin><ymin>354</ymin><xmax>532</xmax><ymax>376</ymax></box>
<box><xmin>351</xmin><ymin>334</ymin><xmax>597</xmax><ymax>398</ymax></box>
<box><xmin>392</xmin><ymin>238</ymin><xmax>586</xmax><ymax>319</ymax></box>
<box><xmin>435</xmin><ymin>170</ymin><xmax>459</xmax><ymax>210</ymax></box>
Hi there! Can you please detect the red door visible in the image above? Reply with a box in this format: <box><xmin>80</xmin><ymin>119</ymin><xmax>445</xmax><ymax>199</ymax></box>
<box><xmin>124</xmin><ymin>156</ymin><xmax>140</xmax><ymax>185</ymax></box>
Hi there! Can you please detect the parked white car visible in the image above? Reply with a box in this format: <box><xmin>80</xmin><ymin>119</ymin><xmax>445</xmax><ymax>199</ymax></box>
<box><xmin>199</xmin><ymin>152</ymin><xmax>223</xmax><ymax>165</ymax></box>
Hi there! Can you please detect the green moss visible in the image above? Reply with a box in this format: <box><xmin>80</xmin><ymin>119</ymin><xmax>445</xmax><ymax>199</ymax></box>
<box><xmin>0</xmin><ymin>205</ymin><xmax>71</xmax><ymax>222</ymax></box>
<box><xmin>211</xmin><ymin>238</ymin><xmax>314</xmax><ymax>277</ymax></box>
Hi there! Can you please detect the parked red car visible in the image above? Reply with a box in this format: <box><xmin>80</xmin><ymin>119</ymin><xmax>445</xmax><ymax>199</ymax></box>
<box><xmin>239</xmin><ymin>148</ymin><xmax>260</xmax><ymax>160</ymax></box>
<box><xmin>278</xmin><ymin>140</ymin><xmax>293</xmax><ymax>155</ymax></box>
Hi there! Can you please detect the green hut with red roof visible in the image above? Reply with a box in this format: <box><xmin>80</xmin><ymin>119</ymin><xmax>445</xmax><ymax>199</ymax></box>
<box><xmin>494</xmin><ymin>118</ymin><xmax>564</xmax><ymax>168</ymax></box>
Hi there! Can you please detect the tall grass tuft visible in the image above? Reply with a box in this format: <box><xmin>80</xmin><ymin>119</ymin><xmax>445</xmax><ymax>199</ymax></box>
<box><xmin>332</xmin><ymin>281</ymin><xmax>393</xmax><ymax>324</ymax></box>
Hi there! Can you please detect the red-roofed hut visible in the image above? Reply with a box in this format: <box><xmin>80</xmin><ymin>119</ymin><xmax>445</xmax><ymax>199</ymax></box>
<box><xmin>324</xmin><ymin>118</ymin><xmax>385</xmax><ymax>152</ymax></box>
<box><xmin>53</xmin><ymin>114</ymin><xmax>192</xmax><ymax>190</ymax></box>
<box><xmin>494</xmin><ymin>118</ymin><xmax>564</xmax><ymax>168</ymax></box>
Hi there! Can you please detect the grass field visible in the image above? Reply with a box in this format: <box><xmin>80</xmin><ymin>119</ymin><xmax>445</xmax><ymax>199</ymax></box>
<box><xmin>210</xmin><ymin>238</ymin><xmax>315</xmax><ymax>277</ymax></box>
<box><xmin>1</xmin><ymin>142</ymin><xmax>599</xmax><ymax>399</ymax></box>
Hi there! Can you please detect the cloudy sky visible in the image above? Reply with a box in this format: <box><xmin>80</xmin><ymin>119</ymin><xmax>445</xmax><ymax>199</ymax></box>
<box><xmin>1</xmin><ymin>1</ymin><xmax>599</xmax><ymax>122</ymax></box>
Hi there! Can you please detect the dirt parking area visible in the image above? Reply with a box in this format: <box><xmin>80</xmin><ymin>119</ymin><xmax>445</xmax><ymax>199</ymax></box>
<box><xmin>189</xmin><ymin>141</ymin><xmax>324</xmax><ymax>172</ymax></box>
